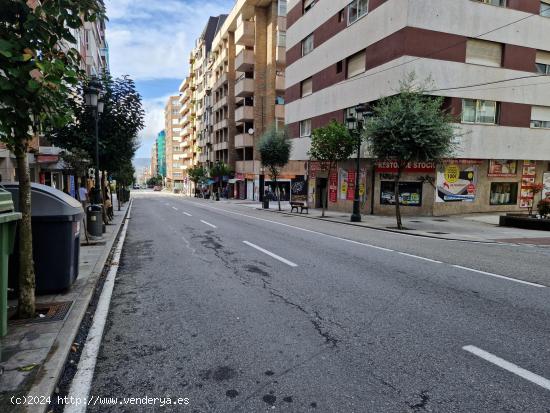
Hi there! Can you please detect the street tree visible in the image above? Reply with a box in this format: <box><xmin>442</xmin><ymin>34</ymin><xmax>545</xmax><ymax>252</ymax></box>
<box><xmin>0</xmin><ymin>0</ymin><xmax>104</xmax><ymax>318</ymax></box>
<box><xmin>365</xmin><ymin>74</ymin><xmax>456</xmax><ymax>230</ymax></box>
<box><xmin>187</xmin><ymin>166</ymin><xmax>207</xmax><ymax>196</ymax></box>
<box><xmin>147</xmin><ymin>175</ymin><xmax>164</xmax><ymax>187</ymax></box>
<box><xmin>209</xmin><ymin>161</ymin><xmax>232</xmax><ymax>198</ymax></box>
<box><xmin>308</xmin><ymin>121</ymin><xmax>355</xmax><ymax>217</ymax></box>
<box><xmin>258</xmin><ymin>125</ymin><xmax>292</xmax><ymax>211</ymax></box>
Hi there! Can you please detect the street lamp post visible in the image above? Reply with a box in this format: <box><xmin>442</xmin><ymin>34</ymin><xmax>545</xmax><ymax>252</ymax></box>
<box><xmin>84</xmin><ymin>77</ymin><xmax>104</xmax><ymax>204</ymax></box>
<box><xmin>346</xmin><ymin>104</ymin><xmax>370</xmax><ymax>223</ymax></box>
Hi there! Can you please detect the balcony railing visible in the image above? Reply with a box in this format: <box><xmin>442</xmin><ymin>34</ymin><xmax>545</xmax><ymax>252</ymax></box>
<box><xmin>235</xmin><ymin>49</ymin><xmax>254</xmax><ymax>72</ymax></box>
<box><xmin>235</xmin><ymin>77</ymin><xmax>254</xmax><ymax>97</ymax></box>
<box><xmin>235</xmin><ymin>133</ymin><xmax>254</xmax><ymax>148</ymax></box>
<box><xmin>235</xmin><ymin>105</ymin><xmax>254</xmax><ymax>123</ymax></box>
<box><xmin>235</xmin><ymin>20</ymin><xmax>255</xmax><ymax>47</ymax></box>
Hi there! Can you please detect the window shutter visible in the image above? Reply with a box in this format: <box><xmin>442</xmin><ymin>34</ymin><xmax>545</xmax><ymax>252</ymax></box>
<box><xmin>536</xmin><ymin>50</ymin><xmax>550</xmax><ymax>65</ymax></box>
<box><xmin>301</xmin><ymin>78</ymin><xmax>313</xmax><ymax>96</ymax></box>
<box><xmin>466</xmin><ymin>39</ymin><xmax>502</xmax><ymax>67</ymax></box>
<box><xmin>531</xmin><ymin>106</ymin><xmax>550</xmax><ymax>122</ymax></box>
<box><xmin>347</xmin><ymin>50</ymin><xmax>366</xmax><ymax>78</ymax></box>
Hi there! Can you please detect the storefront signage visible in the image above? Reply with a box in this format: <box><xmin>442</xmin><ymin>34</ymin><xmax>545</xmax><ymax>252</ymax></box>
<box><xmin>291</xmin><ymin>177</ymin><xmax>308</xmax><ymax>202</ymax></box>
<box><xmin>346</xmin><ymin>170</ymin><xmax>356</xmax><ymax>201</ymax></box>
<box><xmin>520</xmin><ymin>160</ymin><xmax>537</xmax><ymax>208</ymax></box>
<box><xmin>488</xmin><ymin>160</ymin><xmax>518</xmax><ymax>177</ymax></box>
<box><xmin>37</xmin><ymin>154</ymin><xmax>59</xmax><ymax>164</ymax></box>
<box><xmin>329</xmin><ymin>170</ymin><xmax>338</xmax><ymax>203</ymax></box>
<box><xmin>543</xmin><ymin>172</ymin><xmax>550</xmax><ymax>199</ymax></box>
<box><xmin>376</xmin><ymin>160</ymin><xmax>436</xmax><ymax>173</ymax></box>
<box><xmin>436</xmin><ymin>162</ymin><xmax>478</xmax><ymax>203</ymax></box>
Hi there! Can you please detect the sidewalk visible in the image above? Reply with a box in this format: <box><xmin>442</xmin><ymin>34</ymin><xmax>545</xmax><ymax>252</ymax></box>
<box><xmin>216</xmin><ymin>198</ymin><xmax>550</xmax><ymax>245</ymax></box>
<box><xmin>0</xmin><ymin>201</ymin><xmax>131</xmax><ymax>412</ymax></box>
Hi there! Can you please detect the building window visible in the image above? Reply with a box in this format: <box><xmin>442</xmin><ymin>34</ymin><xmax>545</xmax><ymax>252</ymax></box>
<box><xmin>462</xmin><ymin>99</ymin><xmax>498</xmax><ymax>124</ymax></box>
<box><xmin>303</xmin><ymin>0</ymin><xmax>317</xmax><ymax>13</ymax></box>
<box><xmin>380</xmin><ymin>181</ymin><xmax>423</xmax><ymax>206</ymax></box>
<box><xmin>278</xmin><ymin>0</ymin><xmax>287</xmax><ymax>16</ymax></box>
<box><xmin>531</xmin><ymin>106</ymin><xmax>550</xmax><ymax>128</ymax></box>
<box><xmin>474</xmin><ymin>0</ymin><xmax>506</xmax><ymax>6</ymax></box>
<box><xmin>536</xmin><ymin>50</ymin><xmax>550</xmax><ymax>74</ymax></box>
<box><xmin>465</xmin><ymin>39</ymin><xmax>502</xmax><ymax>67</ymax></box>
<box><xmin>336</xmin><ymin>60</ymin><xmax>343</xmax><ymax>73</ymax></box>
<box><xmin>490</xmin><ymin>182</ymin><xmax>518</xmax><ymax>205</ymax></box>
<box><xmin>277</xmin><ymin>31</ymin><xmax>286</xmax><ymax>47</ymax></box>
<box><xmin>346</xmin><ymin>49</ymin><xmax>366</xmax><ymax>78</ymax></box>
<box><xmin>302</xmin><ymin>34</ymin><xmax>314</xmax><ymax>56</ymax></box>
<box><xmin>542</xmin><ymin>0</ymin><xmax>550</xmax><ymax>17</ymax></box>
<box><xmin>338</xmin><ymin>9</ymin><xmax>345</xmax><ymax>22</ymax></box>
<box><xmin>300</xmin><ymin>119</ymin><xmax>312</xmax><ymax>137</ymax></box>
<box><xmin>347</xmin><ymin>0</ymin><xmax>369</xmax><ymax>25</ymax></box>
<box><xmin>301</xmin><ymin>77</ymin><xmax>313</xmax><ymax>97</ymax></box>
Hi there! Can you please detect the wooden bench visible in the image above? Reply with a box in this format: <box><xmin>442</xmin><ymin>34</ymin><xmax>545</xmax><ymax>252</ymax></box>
<box><xmin>290</xmin><ymin>201</ymin><xmax>309</xmax><ymax>214</ymax></box>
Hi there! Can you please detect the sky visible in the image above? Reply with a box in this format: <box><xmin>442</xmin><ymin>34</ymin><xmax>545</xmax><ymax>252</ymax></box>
<box><xmin>104</xmin><ymin>0</ymin><xmax>233</xmax><ymax>159</ymax></box>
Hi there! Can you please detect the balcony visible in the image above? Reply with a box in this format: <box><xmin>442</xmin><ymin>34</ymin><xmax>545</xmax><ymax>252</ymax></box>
<box><xmin>235</xmin><ymin>20</ymin><xmax>255</xmax><ymax>47</ymax></box>
<box><xmin>214</xmin><ymin>141</ymin><xmax>228</xmax><ymax>151</ymax></box>
<box><xmin>276</xmin><ymin>46</ymin><xmax>285</xmax><ymax>66</ymax></box>
<box><xmin>213</xmin><ymin>96</ymin><xmax>227</xmax><ymax>112</ymax></box>
<box><xmin>235</xmin><ymin>105</ymin><xmax>254</xmax><ymax>123</ymax></box>
<box><xmin>235</xmin><ymin>77</ymin><xmax>254</xmax><ymax>97</ymax></box>
<box><xmin>276</xmin><ymin>75</ymin><xmax>285</xmax><ymax>92</ymax></box>
<box><xmin>236</xmin><ymin>160</ymin><xmax>261</xmax><ymax>174</ymax></box>
<box><xmin>214</xmin><ymin>72</ymin><xmax>228</xmax><ymax>91</ymax></box>
<box><xmin>275</xmin><ymin>104</ymin><xmax>284</xmax><ymax>120</ymax></box>
<box><xmin>214</xmin><ymin>118</ymin><xmax>228</xmax><ymax>130</ymax></box>
<box><xmin>235</xmin><ymin>133</ymin><xmax>254</xmax><ymax>148</ymax></box>
<box><xmin>235</xmin><ymin>49</ymin><xmax>254</xmax><ymax>72</ymax></box>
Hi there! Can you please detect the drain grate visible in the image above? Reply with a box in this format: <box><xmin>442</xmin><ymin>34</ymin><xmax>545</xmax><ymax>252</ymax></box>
<box><xmin>9</xmin><ymin>301</ymin><xmax>73</xmax><ymax>325</ymax></box>
<box><xmin>82</xmin><ymin>241</ymin><xmax>107</xmax><ymax>246</ymax></box>
<box><xmin>432</xmin><ymin>219</ymin><xmax>448</xmax><ymax>222</ymax></box>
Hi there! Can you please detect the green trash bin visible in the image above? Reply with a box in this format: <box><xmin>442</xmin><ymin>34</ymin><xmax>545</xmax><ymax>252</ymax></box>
<box><xmin>0</xmin><ymin>188</ymin><xmax>21</xmax><ymax>338</ymax></box>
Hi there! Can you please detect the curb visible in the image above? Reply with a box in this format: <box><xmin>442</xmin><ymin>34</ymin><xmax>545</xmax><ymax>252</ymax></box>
<box><xmin>25</xmin><ymin>200</ymin><xmax>132</xmax><ymax>413</ymax></box>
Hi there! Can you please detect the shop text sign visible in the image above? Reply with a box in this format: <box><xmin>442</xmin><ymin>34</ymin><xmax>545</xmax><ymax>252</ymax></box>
<box><xmin>375</xmin><ymin>160</ymin><xmax>436</xmax><ymax>173</ymax></box>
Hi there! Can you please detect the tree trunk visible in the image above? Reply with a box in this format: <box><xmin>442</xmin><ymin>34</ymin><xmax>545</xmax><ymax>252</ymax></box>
<box><xmin>15</xmin><ymin>147</ymin><xmax>35</xmax><ymax>318</ymax></box>
<box><xmin>275</xmin><ymin>176</ymin><xmax>282</xmax><ymax>211</ymax></box>
<box><xmin>394</xmin><ymin>170</ymin><xmax>403</xmax><ymax>230</ymax></box>
<box><xmin>321</xmin><ymin>167</ymin><xmax>331</xmax><ymax>218</ymax></box>
<box><xmin>117</xmin><ymin>182</ymin><xmax>121</xmax><ymax>211</ymax></box>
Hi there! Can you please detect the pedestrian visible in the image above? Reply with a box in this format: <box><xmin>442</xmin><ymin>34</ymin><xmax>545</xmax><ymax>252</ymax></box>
<box><xmin>78</xmin><ymin>180</ymin><xmax>89</xmax><ymax>210</ymax></box>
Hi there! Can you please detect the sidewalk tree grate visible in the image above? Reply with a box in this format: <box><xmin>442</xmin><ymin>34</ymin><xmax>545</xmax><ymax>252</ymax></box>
<box><xmin>8</xmin><ymin>301</ymin><xmax>73</xmax><ymax>325</ymax></box>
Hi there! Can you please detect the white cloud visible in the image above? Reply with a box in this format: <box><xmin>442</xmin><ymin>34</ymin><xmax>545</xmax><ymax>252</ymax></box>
<box><xmin>135</xmin><ymin>95</ymin><xmax>172</xmax><ymax>157</ymax></box>
<box><xmin>104</xmin><ymin>0</ymin><xmax>232</xmax><ymax>80</ymax></box>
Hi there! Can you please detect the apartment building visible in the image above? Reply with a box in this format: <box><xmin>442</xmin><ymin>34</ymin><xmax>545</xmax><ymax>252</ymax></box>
<box><xmin>164</xmin><ymin>96</ymin><xmax>187</xmax><ymax>190</ymax></box>
<box><xmin>285</xmin><ymin>0</ymin><xmax>550</xmax><ymax>216</ymax></box>
<box><xmin>151</xmin><ymin>141</ymin><xmax>158</xmax><ymax>178</ymax></box>
<box><xmin>157</xmin><ymin>131</ymin><xmax>167</xmax><ymax>179</ymax></box>
<box><xmin>207</xmin><ymin>0</ymin><xmax>305</xmax><ymax>201</ymax></box>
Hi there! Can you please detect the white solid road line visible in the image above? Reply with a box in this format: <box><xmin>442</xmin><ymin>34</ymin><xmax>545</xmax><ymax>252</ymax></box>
<box><xmin>179</xmin><ymin>200</ymin><xmax>544</xmax><ymax>288</ymax></box>
<box><xmin>182</xmin><ymin>212</ymin><xmax>192</xmax><ymax>217</ymax></box>
<box><xmin>65</xmin><ymin>201</ymin><xmax>133</xmax><ymax>413</ymax></box>
<box><xmin>243</xmin><ymin>241</ymin><xmax>298</xmax><ymax>267</ymax></box>
<box><xmin>200</xmin><ymin>220</ymin><xmax>217</xmax><ymax>229</ymax></box>
<box><xmin>398</xmin><ymin>252</ymin><xmax>442</xmax><ymax>264</ymax></box>
<box><xmin>453</xmin><ymin>265</ymin><xmax>545</xmax><ymax>288</ymax></box>
<box><xmin>463</xmin><ymin>345</ymin><xmax>550</xmax><ymax>391</ymax></box>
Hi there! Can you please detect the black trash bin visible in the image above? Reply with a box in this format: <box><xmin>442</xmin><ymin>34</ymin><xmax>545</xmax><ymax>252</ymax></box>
<box><xmin>87</xmin><ymin>204</ymin><xmax>103</xmax><ymax>237</ymax></box>
<box><xmin>263</xmin><ymin>198</ymin><xmax>270</xmax><ymax>209</ymax></box>
<box><xmin>4</xmin><ymin>182</ymin><xmax>84</xmax><ymax>294</ymax></box>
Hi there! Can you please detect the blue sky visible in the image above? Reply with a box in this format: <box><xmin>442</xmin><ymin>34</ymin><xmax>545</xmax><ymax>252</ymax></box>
<box><xmin>104</xmin><ymin>0</ymin><xmax>233</xmax><ymax>159</ymax></box>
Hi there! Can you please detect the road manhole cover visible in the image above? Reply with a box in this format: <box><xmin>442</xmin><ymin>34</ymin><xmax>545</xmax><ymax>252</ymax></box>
<box><xmin>9</xmin><ymin>301</ymin><xmax>73</xmax><ymax>325</ymax></box>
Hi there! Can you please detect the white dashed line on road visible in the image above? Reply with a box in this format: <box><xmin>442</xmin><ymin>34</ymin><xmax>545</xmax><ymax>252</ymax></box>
<box><xmin>452</xmin><ymin>265</ymin><xmax>545</xmax><ymax>288</ymax></box>
<box><xmin>200</xmin><ymin>220</ymin><xmax>217</xmax><ymax>229</ymax></box>
<box><xmin>398</xmin><ymin>252</ymin><xmax>442</xmax><ymax>264</ymax></box>
<box><xmin>243</xmin><ymin>241</ymin><xmax>298</xmax><ymax>267</ymax></box>
<box><xmin>172</xmin><ymin>206</ymin><xmax>178</xmax><ymax>211</ymax></box>
<box><xmin>463</xmin><ymin>345</ymin><xmax>550</xmax><ymax>391</ymax></box>
<box><xmin>182</xmin><ymin>212</ymin><xmax>192</xmax><ymax>217</ymax></box>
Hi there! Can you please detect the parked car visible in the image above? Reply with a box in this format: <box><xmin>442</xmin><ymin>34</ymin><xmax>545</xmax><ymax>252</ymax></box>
<box><xmin>133</xmin><ymin>184</ymin><xmax>140</xmax><ymax>190</ymax></box>
<box><xmin>153</xmin><ymin>186</ymin><xmax>161</xmax><ymax>191</ymax></box>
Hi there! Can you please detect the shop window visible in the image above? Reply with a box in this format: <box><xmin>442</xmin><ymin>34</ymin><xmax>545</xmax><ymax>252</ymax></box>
<box><xmin>380</xmin><ymin>181</ymin><xmax>423</xmax><ymax>206</ymax></box>
<box><xmin>490</xmin><ymin>182</ymin><xmax>518</xmax><ymax>205</ymax></box>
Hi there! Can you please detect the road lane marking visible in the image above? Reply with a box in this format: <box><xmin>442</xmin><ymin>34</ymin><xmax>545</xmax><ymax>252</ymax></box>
<box><xmin>243</xmin><ymin>241</ymin><xmax>298</xmax><ymax>267</ymax></box>
<box><xmin>172</xmin><ymin>206</ymin><xmax>178</xmax><ymax>211</ymax></box>
<box><xmin>179</xmin><ymin>201</ymin><xmax>544</xmax><ymax>288</ymax></box>
<box><xmin>463</xmin><ymin>345</ymin><xmax>550</xmax><ymax>391</ymax></box>
<box><xmin>200</xmin><ymin>220</ymin><xmax>217</xmax><ymax>229</ymax></box>
<box><xmin>182</xmin><ymin>212</ymin><xmax>192</xmax><ymax>217</ymax></box>
<box><xmin>398</xmin><ymin>252</ymin><xmax>442</xmax><ymax>263</ymax></box>
<box><xmin>452</xmin><ymin>265</ymin><xmax>545</xmax><ymax>288</ymax></box>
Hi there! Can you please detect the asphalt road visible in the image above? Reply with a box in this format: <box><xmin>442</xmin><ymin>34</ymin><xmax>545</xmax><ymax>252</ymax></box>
<box><xmin>89</xmin><ymin>192</ymin><xmax>550</xmax><ymax>412</ymax></box>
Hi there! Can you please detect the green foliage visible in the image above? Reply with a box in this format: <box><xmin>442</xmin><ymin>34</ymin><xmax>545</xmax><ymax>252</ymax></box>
<box><xmin>538</xmin><ymin>198</ymin><xmax>550</xmax><ymax>218</ymax></box>
<box><xmin>147</xmin><ymin>175</ymin><xmax>164</xmax><ymax>187</ymax></box>
<box><xmin>187</xmin><ymin>165</ymin><xmax>207</xmax><ymax>184</ymax></box>
<box><xmin>47</xmin><ymin>74</ymin><xmax>144</xmax><ymax>175</ymax></box>
<box><xmin>0</xmin><ymin>0</ymin><xmax>105</xmax><ymax>150</ymax></box>
<box><xmin>209</xmin><ymin>162</ymin><xmax>232</xmax><ymax>179</ymax></box>
<box><xmin>60</xmin><ymin>148</ymin><xmax>92</xmax><ymax>177</ymax></box>
<box><xmin>258</xmin><ymin>125</ymin><xmax>292</xmax><ymax>179</ymax></box>
<box><xmin>112</xmin><ymin>161</ymin><xmax>135</xmax><ymax>186</ymax></box>
<box><xmin>365</xmin><ymin>74</ymin><xmax>457</xmax><ymax>170</ymax></box>
<box><xmin>309</xmin><ymin>120</ymin><xmax>355</xmax><ymax>169</ymax></box>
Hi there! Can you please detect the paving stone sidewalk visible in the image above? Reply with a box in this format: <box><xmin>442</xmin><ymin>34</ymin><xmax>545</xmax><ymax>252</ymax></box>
<box><xmin>0</xmin><ymin>201</ymin><xmax>130</xmax><ymax>413</ymax></box>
